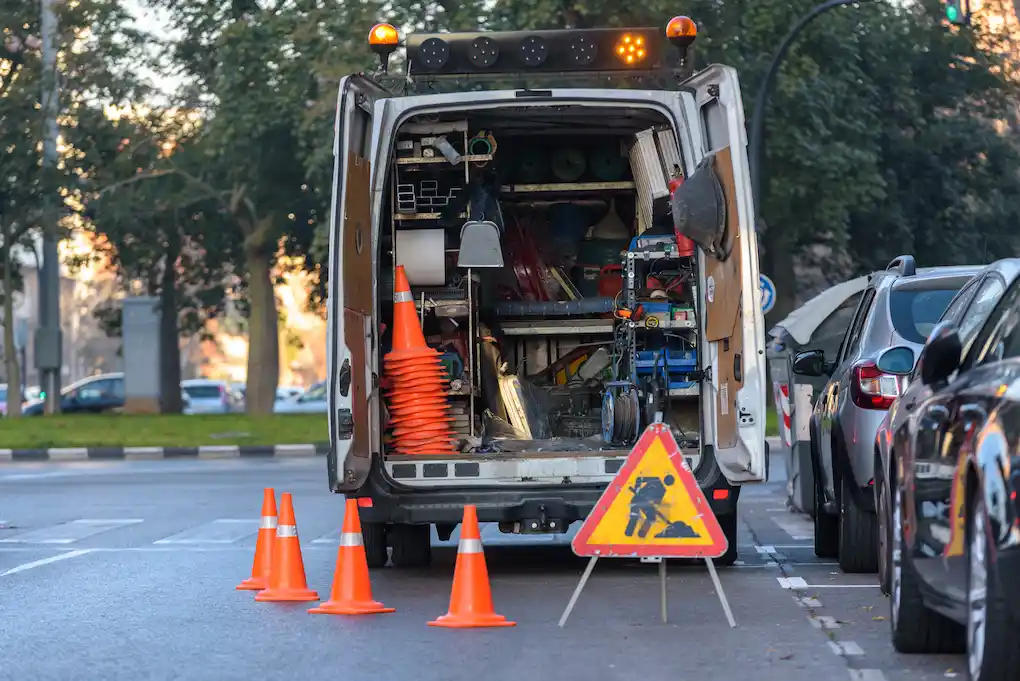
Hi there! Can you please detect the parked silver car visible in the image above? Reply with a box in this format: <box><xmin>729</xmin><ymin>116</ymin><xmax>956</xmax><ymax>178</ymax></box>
<box><xmin>792</xmin><ymin>256</ymin><xmax>980</xmax><ymax>573</ymax></box>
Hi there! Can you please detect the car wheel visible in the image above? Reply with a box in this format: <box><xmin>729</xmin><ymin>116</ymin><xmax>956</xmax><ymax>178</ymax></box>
<box><xmin>876</xmin><ymin>467</ymin><xmax>892</xmax><ymax>595</ymax></box>
<box><xmin>838</xmin><ymin>475</ymin><xmax>879</xmax><ymax>573</ymax></box>
<box><xmin>389</xmin><ymin>523</ymin><xmax>432</xmax><ymax>568</ymax></box>
<box><xmin>813</xmin><ymin>469</ymin><xmax>839</xmax><ymax>559</ymax></box>
<box><xmin>890</xmin><ymin>485</ymin><xmax>964</xmax><ymax>654</ymax></box>
<box><xmin>361</xmin><ymin>521</ymin><xmax>389</xmax><ymax>569</ymax></box>
<box><xmin>714</xmin><ymin>511</ymin><xmax>739</xmax><ymax>567</ymax></box>
<box><xmin>966</xmin><ymin>493</ymin><xmax>1020</xmax><ymax>681</ymax></box>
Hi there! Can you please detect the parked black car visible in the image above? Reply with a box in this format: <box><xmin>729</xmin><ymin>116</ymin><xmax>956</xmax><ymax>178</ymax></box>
<box><xmin>874</xmin><ymin>259</ymin><xmax>1020</xmax><ymax>678</ymax></box>
<box><xmin>21</xmin><ymin>373</ymin><xmax>125</xmax><ymax>416</ymax></box>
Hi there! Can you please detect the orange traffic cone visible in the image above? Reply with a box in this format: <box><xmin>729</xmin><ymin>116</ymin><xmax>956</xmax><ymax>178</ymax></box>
<box><xmin>309</xmin><ymin>499</ymin><xmax>395</xmax><ymax>616</ymax></box>
<box><xmin>383</xmin><ymin>265</ymin><xmax>458</xmax><ymax>457</ymax></box>
<box><xmin>428</xmin><ymin>505</ymin><xmax>515</xmax><ymax>628</ymax></box>
<box><xmin>254</xmin><ymin>493</ymin><xmax>319</xmax><ymax>602</ymax></box>
<box><xmin>236</xmin><ymin>487</ymin><xmax>277</xmax><ymax>591</ymax></box>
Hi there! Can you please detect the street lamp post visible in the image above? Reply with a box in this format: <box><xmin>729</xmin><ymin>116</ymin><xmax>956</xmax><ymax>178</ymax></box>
<box><xmin>748</xmin><ymin>0</ymin><xmax>871</xmax><ymax>215</ymax></box>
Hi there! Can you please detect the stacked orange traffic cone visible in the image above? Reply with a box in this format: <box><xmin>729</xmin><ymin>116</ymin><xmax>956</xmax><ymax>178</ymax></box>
<box><xmin>309</xmin><ymin>498</ymin><xmax>395</xmax><ymax>616</ymax></box>
<box><xmin>383</xmin><ymin>265</ymin><xmax>457</xmax><ymax>456</ymax></box>
<box><xmin>236</xmin><ymin>488</ymin><xmax>277</xmax><ymax>591</ymax></box>
<box><xmin>254</xmin><ymin>493</ymin><xmax>319</xmax><ymax>602</ymax></box>
<box><xmin>429</xmin><ymin>505</ymin><xmax>515</xmax><ymax>628</ymax></box>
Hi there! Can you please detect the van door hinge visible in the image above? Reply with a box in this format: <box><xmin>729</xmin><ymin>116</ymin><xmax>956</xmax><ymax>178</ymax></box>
<box><xmin>707</xmin><ymin>84</ymin><xmax>720</xmax><ymax>98</ymax></box>
<box><xmin>336</xmin><ymin>409</ymin><xmax>353</xmax><ymax>440</ymax></box>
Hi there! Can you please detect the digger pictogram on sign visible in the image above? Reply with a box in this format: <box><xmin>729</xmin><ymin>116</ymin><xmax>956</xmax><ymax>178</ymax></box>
<box><xmin>571</xmin><ymin>423</ymin><xmax>728</xmax><ymax>559</ymax></box>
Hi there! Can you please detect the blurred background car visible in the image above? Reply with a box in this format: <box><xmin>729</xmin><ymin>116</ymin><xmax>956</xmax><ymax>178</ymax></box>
<box><xmin>273</xmin><ymin>380</ymin><xmax>326</xmax><ymax>414</ymax></box>
<box><xmin>276</xmin><ymin>385</ymin><xmax>305</xmax><ymax>402</ymax></box>
<box><xmin>22</xmin><ymin>372</ymin><xmax>126</xmax><ymax>416</ymax></box>
<box><xmin>0</xmin><ymin>383</ymin><xmax>7</xmax><ymax>416</ymax></box>
<box><xmin>181</xmin><ymin>378</ymin><xmax>241</xmax><ymax>414</ymax></box>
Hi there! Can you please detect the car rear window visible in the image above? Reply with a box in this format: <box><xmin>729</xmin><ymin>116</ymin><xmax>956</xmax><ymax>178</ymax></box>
<box><xmin>890</xmin><ymin>287</ymin><xmax>962</xmax><ymax>344</ymax></box>
<box><xmin>0</xmin><ymin>387</ymin><xmax>6</xmax><ymax>401</ymax></box>
<box><xmin>184</xmin><ymin>385</ymin><xmax>223</xmax><ymax>399</ymax></box>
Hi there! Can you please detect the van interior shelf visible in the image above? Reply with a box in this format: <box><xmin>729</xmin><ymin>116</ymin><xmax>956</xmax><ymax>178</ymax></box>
<box><xmin>395</xmin><ymin>153</ymin><xmax>494</xmax><ymax>166</ymax></box>
<box><xmin>500</xmin><ymin>181</ymin><xmax>636</xmax><ymax>194</ymax></box>
<box><xmin>394</xmin><ymin>211</ymin><xmax>467</xmax><ymax>221</ymax></box>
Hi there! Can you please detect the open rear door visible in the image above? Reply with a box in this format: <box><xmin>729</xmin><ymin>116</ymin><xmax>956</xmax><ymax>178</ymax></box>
<box><xmin>327</xmin><ymin>74</ymin><xmax>389</xmax><ymax>493</ymax></box>
<box><xmin>682</xmin><ymin>65</ymin><xmax>768</xmax><ymax>483</ymax></box>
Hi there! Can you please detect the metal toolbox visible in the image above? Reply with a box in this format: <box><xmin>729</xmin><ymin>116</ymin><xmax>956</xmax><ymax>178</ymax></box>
<box><xmin>628</xmin><ymin>126</ymin><xmax>683</xmax><ymax>233</ymax></box>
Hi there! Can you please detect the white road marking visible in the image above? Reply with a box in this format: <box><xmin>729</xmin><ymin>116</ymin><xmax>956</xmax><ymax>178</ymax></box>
<box><xmin>809</xmin><ymin>615</ymin><xmax>841</xmax><ymax>629</ymax></box>
<box><xmin>771</xmin><ymin>516</ymin><xmax>814</xmax><ymax>540</ymax></box>
<box><xmin>778</xmin><ymin>577</ymin><xmax>809</xmax><ymax>589</ymax></box>
<box><xmin>848</xmin><ymin>671</ymin><xmax>887</xmax><ymax>681</ymax></box>
<box><xmin>0</xmin><ymin>549</ymin><xmax>93</xmax><ymax>576</ymax></box>
<box><xmin>795</xmin><ymin>596</ymin><xmax>823</xmax><ymax>608</ymax></box>
<box><xmin>153</xmin><ymin>519</ymin><xmax>259</xmax><ymax>544</ymax></box>
<box><xmin>0</xmin><ymin>519</ymin><xmax>143</xmax><ymax>544</ymax></box>
<box><xmin>800</xmin><ymin>584</ymin><xmax>880</xmax><ymax>589</ymax></box>
<box><xmin>828</xmin><ymin>641</ymin><xmax>864</xmax><ymax>656</ymax></box>
<box><xmin>311</xmin><ymin>529</ymin><xmax>341</xmax><ymax>544</ymax></box>
<box><xmin>755</xmin><ymin>545</ymin><xmax>777</xmax><ymax>554</ymax></box>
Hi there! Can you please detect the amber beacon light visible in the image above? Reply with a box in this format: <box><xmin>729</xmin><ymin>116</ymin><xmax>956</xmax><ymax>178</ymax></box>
<box><xmin>665</xmin><ymin>16</ymin><xmax>697</xmax><ymax>49</ymax></box>
<box><xmin>368</xmin><ymin>23</ymin><xmax>400</xmax><ymax>72</ymax></box>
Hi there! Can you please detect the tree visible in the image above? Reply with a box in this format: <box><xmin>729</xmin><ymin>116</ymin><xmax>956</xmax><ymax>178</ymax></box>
<box><xmin>2</xmin><ymin>0</ymin><xmax>149</xmax><ymax>415</ymax></box>
<box><xmin>142</xmin><ymin>0</ymin><xmax>326</xmax><ymax>413</ymax></box>
<box><xmin>83</xmin><ymin>110</ymin><xmax>240</xmax><ymax>413</ymax></box>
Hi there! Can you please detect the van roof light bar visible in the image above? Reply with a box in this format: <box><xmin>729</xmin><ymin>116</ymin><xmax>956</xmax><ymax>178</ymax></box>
<box><xmin>366</xmin><ymin>20</ymin><xmax>698</xmax><ymax>84</ymax></box>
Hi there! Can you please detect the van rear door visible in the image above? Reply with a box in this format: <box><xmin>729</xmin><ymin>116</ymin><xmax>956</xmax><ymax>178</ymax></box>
<box><xmin>327</xmin><ymin>74</ymin><xmax>389</xmax><ymax>493</ymax></box>
<box><xmin>681</xmin><ymin>64</ymin><xmax>768</xmax><ymax>483</ymax></box>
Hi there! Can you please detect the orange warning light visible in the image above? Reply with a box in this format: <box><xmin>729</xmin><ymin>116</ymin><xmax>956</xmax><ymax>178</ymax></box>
<box><xmin>368</xmin><ymin>23</ymin><xmax>399</xmax><ymax>47</ymax></box>
<box><xmin>665</xmin><ymin>16</ymin><xmax>697</xmax><ymax>41</ymax></box>
<box><xmin>614</xmin><ymin>33</ymin><xmax>647</xmax><ymax>65</ymax></box>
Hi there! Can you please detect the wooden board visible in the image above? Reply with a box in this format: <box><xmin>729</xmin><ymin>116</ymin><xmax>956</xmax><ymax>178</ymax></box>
<box><xmin>342</xmin><ymin>151</ymin><xmax>373</xmax><ymax>315</ymax></box>
<box><xmin>344</xmin><ymin>308</ymin><xmax>371</xmax><ymax>460</ymax></box>
<box><xmin>703</xmin><ymin>146</ymin><xmax>744</xmax><ymax>449</ymax></box>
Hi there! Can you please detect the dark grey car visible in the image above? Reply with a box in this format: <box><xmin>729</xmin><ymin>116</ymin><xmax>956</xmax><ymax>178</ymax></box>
<box><xmin>792</xmin><ymin>256</ymin><xmax>980</xmax><ymax>573</ymax></box>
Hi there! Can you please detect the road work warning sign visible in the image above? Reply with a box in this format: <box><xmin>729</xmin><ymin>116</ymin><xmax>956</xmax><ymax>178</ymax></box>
<box><xmin>571</xmin><ymin>423</ymin><xmax>727</xmax><ymax>559</ymax></box>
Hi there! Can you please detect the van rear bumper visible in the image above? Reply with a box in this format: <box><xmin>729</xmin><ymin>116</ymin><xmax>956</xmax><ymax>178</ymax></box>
<box><xmin>350</xmin><ymin>457</ymin><xmax>741</xmax><ymax>526</ymax></box>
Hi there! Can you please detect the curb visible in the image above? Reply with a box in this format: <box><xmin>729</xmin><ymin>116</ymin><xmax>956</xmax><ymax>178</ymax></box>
<box><xmin>0</xmin><ymin>443</ymin><xmax>330</xmax><ymax>463</ymax></box>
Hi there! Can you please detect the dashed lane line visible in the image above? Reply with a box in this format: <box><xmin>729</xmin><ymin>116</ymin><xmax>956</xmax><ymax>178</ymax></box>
<box><xmin>0</xmin><ymin>550</ymin><xmax>93</xmax><ymax>577</ymax></box>
<box><xmin>848</xmin><ymin>671</ymin><xmax>887</xmax><ymax>681</ymax></box>
<box><xmin>0</xmin><ymin>519</ymin><xmax>143</xmax><ymax>544</ymax></box>
<box><xmin>828</xmin><ymin>641</ymin><xmax>865</xmax><ymax>656</ymax></box>
<box><xmin>808</xmin><ymin>615</ymin><xmax>841</xmax><ymax>629</ymax></box>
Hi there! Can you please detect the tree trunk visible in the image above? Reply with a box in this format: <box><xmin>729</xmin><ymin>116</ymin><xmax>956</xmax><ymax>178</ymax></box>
<box><xmin>158</xmin><ymin>231</ymin><xmax>183</xmax><ymax>414</ymax></box>
<box><xmin>2</xmin><ymin>226</ymin><xmax>22</xmax><ymax>417</ymax></box>
<box><xmin>245</xmin><ymin>249</ymin><xmax>279</xmax><ymax>414</ymax></box>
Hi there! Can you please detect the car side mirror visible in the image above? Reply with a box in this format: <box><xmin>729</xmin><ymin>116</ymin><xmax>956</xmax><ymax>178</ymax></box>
<box><xmin>792</xmin><ymin>349</ymin><xmax>828</xmax><ymax>377</ymax></box>
<box><xmin>917</xmin><ymin>321</ymin><xmax>962</xmax><ymax>387</ymax></box>
<box><xmin>876</xmin><ymin>346</ymin><xmax>916</xmax><ymax>375</ymax></box>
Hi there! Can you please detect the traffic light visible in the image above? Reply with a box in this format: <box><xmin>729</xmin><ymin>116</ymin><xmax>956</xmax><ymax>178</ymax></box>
<box><xmin>944</xmin><ymin>0</ymin><xmax>970</xmax><ymax>26</ymax></box>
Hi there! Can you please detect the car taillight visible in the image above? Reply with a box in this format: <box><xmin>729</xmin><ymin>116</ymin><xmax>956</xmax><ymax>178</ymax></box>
<box><xmin>850</xmin><ymin>361</ymin><xmax>903</xmax><ymax>410</ymax></box>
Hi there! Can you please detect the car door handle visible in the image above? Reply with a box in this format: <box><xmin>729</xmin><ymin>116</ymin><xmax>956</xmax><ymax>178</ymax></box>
<box><xmin>920</xmin><ymin>404</ymin><xmax>951</xmax><ymax>431</ymax></box>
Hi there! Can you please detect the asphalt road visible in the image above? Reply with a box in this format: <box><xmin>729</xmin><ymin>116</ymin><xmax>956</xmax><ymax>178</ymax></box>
<box><xmin>0</xmin><ymin>455</ymin><xmax>965</xmax><ymax>681</ymax></box>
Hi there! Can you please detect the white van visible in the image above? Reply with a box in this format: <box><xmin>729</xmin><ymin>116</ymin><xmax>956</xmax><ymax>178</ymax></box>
<box><xmin>325</xmin><ymin>19</ymin><xmax>768</xmax><ymax>569</ymax></box>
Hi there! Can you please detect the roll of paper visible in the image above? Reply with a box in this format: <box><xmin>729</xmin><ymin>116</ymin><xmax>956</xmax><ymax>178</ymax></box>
<box><xmin>395</xmin><ymin>229</ymin><xmax>446</xmax><ymax>286</ymax></box>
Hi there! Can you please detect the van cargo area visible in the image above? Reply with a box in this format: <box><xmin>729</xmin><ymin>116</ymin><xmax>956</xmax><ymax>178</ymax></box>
<box><xmin>376</xmin><ymin>105</ymin><xmax>707</xmax><ymax>486</ymax></box>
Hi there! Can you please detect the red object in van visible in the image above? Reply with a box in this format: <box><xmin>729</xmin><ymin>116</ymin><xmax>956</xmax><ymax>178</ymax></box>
<box><xmin>598</xmin><ymin>265</ymin><xmax>624</xmax><ymax>298</ymax></box>
<box><xmin>668</xmin><ymin>177</ymin><xmax>696</xmax><ymax>257</ymax></box>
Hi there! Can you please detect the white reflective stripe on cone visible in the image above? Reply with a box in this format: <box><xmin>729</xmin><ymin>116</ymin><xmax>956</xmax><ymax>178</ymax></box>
<box><xmin>394</xmin><ymin>290</ymin><xmax>414</xmax><ymax>303</ymax></box>
<box><xmin>339</xmin><ymin>532</ymin><xmax>363</xmax><ymax>547</ymax></box>
<box><xmin>260</xmin><ymin>516</ymin><xmax>278</xmax><ymax>530</ymax></box>
<box><xmin>277</xmin><ymin>524</ymin><xmax>298</xmax><ymax>538</ymax></box>
<box><xmin>458</xmin><ymin>538</ymin><xmax>483</xmax><ymax>554</ymax></box>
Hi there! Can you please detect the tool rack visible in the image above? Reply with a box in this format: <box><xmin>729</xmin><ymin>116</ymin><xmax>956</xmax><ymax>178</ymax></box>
<box><xmin>389</xmin><ymin>120</ymin><xmax>492</xmax><ymax>437</ymax></box>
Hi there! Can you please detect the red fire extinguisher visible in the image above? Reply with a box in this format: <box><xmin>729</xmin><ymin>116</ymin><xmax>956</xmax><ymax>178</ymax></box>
<box><xmin>668</xmin><ymin>167</ymin><xmax>695</xmax><ymax>257</ymax></box>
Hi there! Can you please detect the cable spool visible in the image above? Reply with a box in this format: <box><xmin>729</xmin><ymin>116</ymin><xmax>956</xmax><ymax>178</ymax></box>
<box><xmin>468</xmin><ymin>130</ymin><xmax>497</xmax><ymax>156</ymax></box>
<box><xmin>551</xmin><ymin>147</ymin><xmax>586</xmax><ymax>182</ymax></box>
<box><xmin>516</xmin><ymin>148</ymin><xmax>546</xmax><ymax>183</ymax></box>
<box><xmin>589</xmin><ymin>144</ymin><xmax>627</xmax><ymax>181</ymax></box>
<box><xmin>601</xmin><ymin>388</ymin><xmax>640</xmax><ymax>445</ymax></box>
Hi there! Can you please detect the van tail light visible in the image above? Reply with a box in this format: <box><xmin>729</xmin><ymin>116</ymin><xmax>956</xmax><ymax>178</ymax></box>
<box><xmin>850</xmin><ymin>361</ymin><xmax>903</xmax><ymax>410</ymax></box>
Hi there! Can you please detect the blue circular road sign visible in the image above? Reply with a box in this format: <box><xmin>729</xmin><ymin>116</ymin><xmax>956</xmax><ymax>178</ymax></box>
<box><xmin>760</xmin><ymin>274</ymin><xmax>776</xmax><ymax>315</ymax></box>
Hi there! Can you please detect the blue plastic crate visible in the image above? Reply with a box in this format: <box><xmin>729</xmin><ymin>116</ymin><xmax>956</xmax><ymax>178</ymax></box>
<box><xmin>634</xmin><ymin>349</ymin><xmax>697</xmax><ymax>375</ymax></box>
